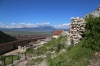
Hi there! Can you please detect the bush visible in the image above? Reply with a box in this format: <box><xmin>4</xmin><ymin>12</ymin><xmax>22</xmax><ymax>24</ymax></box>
<box><xmin>82</xmin><ymin>16</ymin><xmax>100</xmax><ymax>51</ymax></box>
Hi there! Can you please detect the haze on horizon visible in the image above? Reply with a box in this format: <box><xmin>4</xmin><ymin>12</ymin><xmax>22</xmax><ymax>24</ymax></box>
<box><xmin>0</xmin><ymin>0</ymin><xmax>100</xmax><ymax>29</ymax></box>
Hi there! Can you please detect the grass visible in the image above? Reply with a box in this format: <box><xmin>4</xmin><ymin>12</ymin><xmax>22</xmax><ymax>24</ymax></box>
<box><xmin>0</xmin><ymin>55</ymin><xmax>20</xmax><ymax>66</ymax></box>
<box><xmin>67</xmin><ymin>43</ymin><xmax>94</xmax><ymax>66</ymax></box>
<box><xmin>26</xmin><ymin>36</ymin><xmax>67</xmax><ymax>66</ymax></box>
<box><xmin>26</xmin><ymin>36</ymin><xmax>67</xmax><ymax>56</ymax></box>
<box><xmin>26</xmin><ymin>36</ymin><xmax>95</xmax><ymax>66</ymax></box>
<box><xmin>48</xmin><ymin>41</ymin><xmax>95</xmax><ymax>66</ymax></box>
<box><xmin>30</xmin><ymin>57</ymin><xmax>44</xmax><ymax>66</ymax></box>
<box><xmin>3</xmin><ymin>31</ymin><xmax>52</xmax><ymax>36</ymax></box>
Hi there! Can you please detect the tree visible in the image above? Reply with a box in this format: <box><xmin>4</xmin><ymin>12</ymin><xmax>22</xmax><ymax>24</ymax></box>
<box><xmin>82</xmin><ymin>16</ymin><xmax>100</xmax><ymax>51</ymax></box>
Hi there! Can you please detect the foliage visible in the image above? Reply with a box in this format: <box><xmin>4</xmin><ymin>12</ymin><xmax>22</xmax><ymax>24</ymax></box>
<box><xmin>47</xmin><ymin>16</ymin><xmax>100</xmax><ymax>66</ymax></box>
<box><xmin>82</xmin><ymin>16</ymin><xmax>100</xmax><ymax>51</ymax></box>
<box><xmin>27</xmin><ymin>16</ymin><xmax>100</xmax><ymax>66</ymax></box>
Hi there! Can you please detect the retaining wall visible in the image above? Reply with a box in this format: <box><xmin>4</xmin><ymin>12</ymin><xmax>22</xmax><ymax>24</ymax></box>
<box><xmin>0</xmin><ymin>37</ymin><xmax>45</xmax><ymax>55</ymax></box>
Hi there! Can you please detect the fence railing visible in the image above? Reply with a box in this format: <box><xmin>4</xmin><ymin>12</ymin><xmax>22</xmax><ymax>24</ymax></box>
<box><xmin>0</xmin><ymin>52</ymin><xmax>26</xmax><ymax>66</ymax></box>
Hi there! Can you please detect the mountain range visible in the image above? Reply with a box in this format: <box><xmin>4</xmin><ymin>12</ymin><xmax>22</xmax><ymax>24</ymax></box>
<box><xmin>0</xmin><ymin>26</ymin><xmax>69</xmax><ymax>32</ymax></box>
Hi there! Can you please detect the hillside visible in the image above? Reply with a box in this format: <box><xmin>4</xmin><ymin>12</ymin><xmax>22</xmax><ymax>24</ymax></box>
<box><xmin>0</xmin><ymin>31</ymin><xmax>16</xmax><ymax>44</ymax></box>
<box><xmin>1</xmin><ymin>5</ymin><xmax>100</xmax><ymax>66</ymax></box>
<box><xmin>86</xmin><ymin>5</ymin><xmax>100</xmax><ymax>17</ymax></box>
<box><xmin>23</xmin><ymin>6</ymin><xmax>100</xmax><ymax>66</ymax></box>
<box><xmin>24</xmin><ymin>16</ymin><xmax>100</xmax><ymax>66</ymax></box>
<box><xmin>48</xmin><ymin>15</ymin><xmax>100</xmax><ymax>66</ymax></box>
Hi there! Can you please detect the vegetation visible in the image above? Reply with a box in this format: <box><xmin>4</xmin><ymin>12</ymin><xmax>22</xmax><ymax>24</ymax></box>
<box><xmin>48</xmin><ymin>42</ymin><xmax>95</xmax><ymax>66</ymax></box>
<box><xmin>30</xmin><ymin>57</ymin><xmax>44</xmax><ymax>65</ymax></box>
<box><xmin>17</xmin><ymin>16</ymin><xmax>100</xmax><ymax>66</ymax></box>
<box><xmin>0</xmin><ymin>31</ymin><xmax>16</xmax><ymax>44</ymax></box>
<box><xmin>0</xmin><ymin>55</ymin><xmax>20</xmax><ymax>66</ymax></box>
<box><xmin>26</xmin><ymin>36</ymin><xmax>67</xmax><ymax>55</ymax></box>
<box><xmin>47</xmin><ymin>16</ymin><xmax>100</xmax><ymax>66</ymax></box>
<box><xmin>82</xmin><ymin>15</ymin><xmax>100</xmax><ymax>51</ymax></box>
<box><xmin>3</xmin><ymin>31</ymin><xmax>52</xmax><ymax>36</ymax></box>
<box><xmin>25</xmin><ymin>36</ymin><xmax>67</xmax><ymax>66</ymax></box>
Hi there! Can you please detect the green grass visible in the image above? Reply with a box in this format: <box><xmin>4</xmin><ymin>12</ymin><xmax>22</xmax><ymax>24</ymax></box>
<box><xmin>30</xmin><ymin>57</ymin><xmax>43</xmax><ymax>66</ymax></box>
<box><xmin>67</xmin><ymin>43</ymin><xmax>94</xmax><ymax>66</ymax></box>
<box><xmin>26</xmin><ymin>36</ymin><xmax>67</xmax><ymax>56</ymax></box>
<box><xmin>26</xmin><ymin>36</ymin><xmax>67</xmax><ymax>66</ymax></box>
<box><xmin>0</xmin><ymin>55</ymin><xmax>20</xmax><ymax>66</ymax></box>
<box><xmin>26</xmin><ymin>36</ymin><xmax>95</xmax><ymax>66</ymax></box>
<box><xmin>48</xmin><ymin>41</ymin><xmax>95</xmax><ymax>66</ymax></box>
<box><xmin>3</xmin><ymin>31</ymin><xmax>52</xmax><ymax>36</ymax></box>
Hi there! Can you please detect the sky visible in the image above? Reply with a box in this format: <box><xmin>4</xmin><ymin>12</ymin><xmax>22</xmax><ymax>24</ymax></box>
<box><xmin>0</xmin><ymin>0</ymin><xmax>100</xmax><ymax>29</ymax></box>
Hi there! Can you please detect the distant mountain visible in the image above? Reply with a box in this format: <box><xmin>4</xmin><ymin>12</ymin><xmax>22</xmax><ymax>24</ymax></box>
<box><xmin>28</xmin><ymin>26</ymin><xmax>56</xmax><ymax>31</ymax></box>
<box><xmin>12</xmin><ymin>26</ymin><xmax>56</xmax><ymax>31</ymax></box>
<box><xmin>56</xmin><ymin>28</ymin><xmax>69</xmax><ymax>31</ymax></box>
<box><xmin>0</xmin><ymin>26</ymin><xmax>69</xmax><ymax>32</ymax></box>
<box><xmin>0</xmin><ymin>31</ymin><xmax>16</xmax><ymax>44</ymax></box>
<box><xmin>85</xmin><ymin>5</ymin><xmax>100</xmax><ymax>17</ymax></box>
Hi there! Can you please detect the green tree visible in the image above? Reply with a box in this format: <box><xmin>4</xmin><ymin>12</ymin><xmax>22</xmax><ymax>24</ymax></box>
<box><xmin>82</xmin><ymin>16</ymin><xmax>100</xmax><ymax>51</ymax></box>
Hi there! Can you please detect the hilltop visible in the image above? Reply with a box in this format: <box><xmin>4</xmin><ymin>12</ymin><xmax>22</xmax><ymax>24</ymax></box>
<box><xmin>86</xmin><ymin>5</ymin><xmax>100</xmax><ymax>17</ymax></box>
<box><xmin>0</xmin><ymin>31</ymin><xmax>16</xmax><ymax>44</ymax></box>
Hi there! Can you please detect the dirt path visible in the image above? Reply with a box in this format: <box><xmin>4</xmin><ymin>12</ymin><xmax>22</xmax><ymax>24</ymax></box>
<box><xmin>15</xmin><ymin>59</ymin><xmax>29</xmax><ymax>66</ymax></box>
<box><xmin>89</xmin><ymin>52</ymin><xmax>100</xmax><ymax>66</ymax></box>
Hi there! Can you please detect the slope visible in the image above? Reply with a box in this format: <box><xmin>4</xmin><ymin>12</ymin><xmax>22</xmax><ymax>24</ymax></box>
<box><xmin>0</xmin><ymin>31</ymin><xmax>16</xmax><ymax>44</ymax></box>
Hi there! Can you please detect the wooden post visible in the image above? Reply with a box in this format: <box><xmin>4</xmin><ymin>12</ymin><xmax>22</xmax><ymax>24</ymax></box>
<box><xmin>4</xmin><ymin>56</ymin><xmax>6</xmax><ymax>66</ymax></box>
<box><xmin>18</xmin><ymin>52</ymin><xmax>20</xmax><ymax>60</ymax></box>
<box><xmin>12</xmin><ymin>55</ymin><xmax>13</xmax><ymax>66</ymax></box>
<box><xmin>25</xmin><ymin>52</ymin><xmax>26</xmax><ymax>59</ymax></box>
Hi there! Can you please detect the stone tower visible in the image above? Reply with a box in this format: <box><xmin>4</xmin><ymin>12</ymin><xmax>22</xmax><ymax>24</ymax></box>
<box><xmin>69</xmin><ymin>17</ymin><xmax>86</xmax><ymax>45</ymax></box>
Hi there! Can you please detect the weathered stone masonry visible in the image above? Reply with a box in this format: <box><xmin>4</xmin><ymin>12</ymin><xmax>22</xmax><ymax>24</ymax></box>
<box><xmin>69</xmin><ymin>17</ymin><xmax>86</xmax><ymax>45</ymax></box>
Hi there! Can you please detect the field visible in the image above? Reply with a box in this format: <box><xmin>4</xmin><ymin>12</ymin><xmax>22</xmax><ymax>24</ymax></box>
<box><xmin>3</xmin><ymin>31</ymin><xmax>53</xmax><ymax>36</ymax></box>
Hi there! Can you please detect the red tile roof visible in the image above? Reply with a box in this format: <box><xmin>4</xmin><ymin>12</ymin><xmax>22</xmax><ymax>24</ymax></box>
<box><xmin>53</xmin><ymin>30</ymin><xmax>63</xmax><ymax>35</ymax></box>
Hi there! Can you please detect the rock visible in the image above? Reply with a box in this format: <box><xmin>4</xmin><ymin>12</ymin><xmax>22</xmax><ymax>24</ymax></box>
<box><xmin>85</xmin><ymin>5</ymin><xmax>100</xmax><ymax>18</ymax></box>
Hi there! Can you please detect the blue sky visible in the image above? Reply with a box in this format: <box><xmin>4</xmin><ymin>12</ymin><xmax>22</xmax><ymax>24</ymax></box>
<box><xmin>0</xmin><ymin>0</ymin><xmax>100</xmax><ymax>28</ymax></box>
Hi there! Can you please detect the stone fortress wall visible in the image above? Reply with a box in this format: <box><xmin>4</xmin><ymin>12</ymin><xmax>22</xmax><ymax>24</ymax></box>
<box><xmin>67</xmin><ymin>17</ymin><xmax>86</xmax><ymax>46</ymax></box>
<box><xmin>0</xmin><ymin>37</ymin><xmax>45</xmax><ymax>55</ymax></box>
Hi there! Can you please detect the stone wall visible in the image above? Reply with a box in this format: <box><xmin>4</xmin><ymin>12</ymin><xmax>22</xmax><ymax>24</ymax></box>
<box><xmin>0</xmin><ymin>37</ymin><xmax>45</xmax><ymax>55</ymax></box>
<box><xmin>67</xmin><ymin>17</ymin><xmax>86</xmax><ymax>45</ymax></box>
<box><xmin>0</xmin><ymin>40</ymin><xmax>29</xmax><ymax>55</ymax></box>
<box><xmin>0</xmin><ymin>43</ymin><xmax>14</xmax><ymax>55</ymax></box>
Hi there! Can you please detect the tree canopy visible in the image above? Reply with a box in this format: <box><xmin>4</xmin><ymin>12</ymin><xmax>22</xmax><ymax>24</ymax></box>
<box><xmin>82</xmin><ymin>15</ymin><xmax>100</xmax><ymax>51</ymax></box>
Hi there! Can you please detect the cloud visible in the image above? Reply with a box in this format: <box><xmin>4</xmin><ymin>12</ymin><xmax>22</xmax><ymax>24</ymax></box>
<box><xmin>36</xmin><ymin>22</ymin><xmax>50</xmax><ymax>26</ymax></box>
<box><xmin>54</xmin><ymin>23</ymin><xmax>70</xmax><ymax>29</ymax></box>
<box><xmin>0</xmin><ymin>22</ymin><xmax>70</xmax><ymax>29</ymax></box>
<box><xmin>0</xmin><ymin>22</ymin><xmax>50</xmax><ymax>28</ymax></box>
<box><xmin>0</xmin><ymin>22</ymin><xmax>5</xmax><ymax>28</ymax></box>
